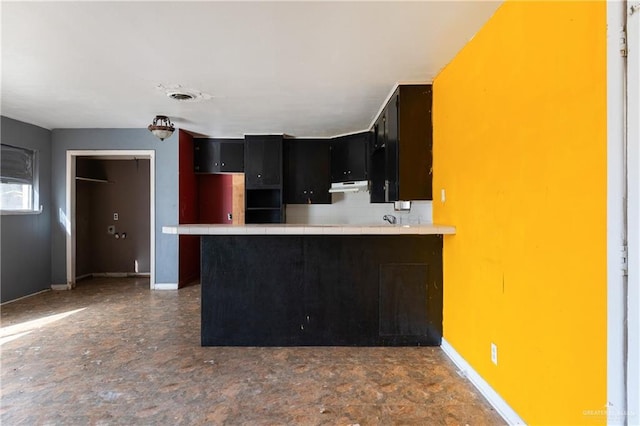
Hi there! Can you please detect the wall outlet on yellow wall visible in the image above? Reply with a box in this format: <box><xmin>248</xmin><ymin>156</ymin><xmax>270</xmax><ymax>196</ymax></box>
<box><xmin>441</xmin><ymin>189</ymin><xmax>446</xmax><ymax>203</ymax></box>
<box><xmin>491</xmin><ymin>343</ymin><xmax>498</xmax><ymax>365</ymax></box>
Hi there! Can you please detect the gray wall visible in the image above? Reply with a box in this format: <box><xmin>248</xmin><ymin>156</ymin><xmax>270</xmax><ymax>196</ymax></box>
<box><xmin>1</xmin><ymin>117</ymin><xmax>52</xmax><ymax>302</ymax></box>
<box><xmin>76</xmin><ymin>159</ymin><xmax>150</xmax><ymax>275</ymax></box>
<box><xmin>51</xmin><ymin>129</ymin><xmax>178</xmax><ymax>285</ymax></box>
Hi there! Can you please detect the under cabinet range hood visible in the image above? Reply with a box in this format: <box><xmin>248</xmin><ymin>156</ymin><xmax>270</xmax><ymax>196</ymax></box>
<box><xmin>329</xmin><ymin>180</ymin><xmax>369</xmax><ymax>193</ymax></box>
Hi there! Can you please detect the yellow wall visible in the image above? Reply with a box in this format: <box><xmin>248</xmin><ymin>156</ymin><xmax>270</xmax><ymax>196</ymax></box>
<box><xmin>433</xmin><ymin>1</ymin><xmax>606</xmax><ymax>424</ymax></box>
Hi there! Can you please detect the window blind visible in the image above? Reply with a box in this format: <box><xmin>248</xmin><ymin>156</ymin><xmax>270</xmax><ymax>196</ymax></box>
<box><xmin>1</xmin><ymin>144</ymin><xmax>34</xmax><ymax>184</ymax></box>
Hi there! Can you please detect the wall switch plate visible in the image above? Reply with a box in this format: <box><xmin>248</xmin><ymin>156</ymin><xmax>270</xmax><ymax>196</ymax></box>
<box><xmin>491</xmin><ymin>343</ymin><xmax>498</xmax><ymax>365</ymax></box>
<box><xmin>107</xmin><ymin>225</ymin><xmax>115</xmax><ymax>235</ymax></box>
<box><xmin>113</xmin><ymin>213</ymin><xmax>119</xmax><ymax>221</ymax></box>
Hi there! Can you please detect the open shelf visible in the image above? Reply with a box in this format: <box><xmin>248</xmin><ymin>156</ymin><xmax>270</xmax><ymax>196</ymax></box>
<box><xmin>246</xmin><ymin>188</ymin><xmax>281</xmax><ymax>209</ymax></box>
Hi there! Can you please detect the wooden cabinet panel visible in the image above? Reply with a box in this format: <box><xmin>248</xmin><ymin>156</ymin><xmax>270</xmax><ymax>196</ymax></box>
<box><xmin>244</xmin><ymin>135</ymin><xmax>282</xmax><ymax>188</ymax></box>
<box><xmin>369</xmin><ymin>85</ymin><xmax>433</xmax><ymax>202</ymax></box>
<box><xmin>200</xmin><ymin>235</ymin><xmax>443</xmax><ymax>346</ymax></box>
<box><xmin>201</xmin><ymin>236</ymin><xmax>304</xmax><ymax>346</ymax></box>
<box><xmin>284</xmin><ymin>139</ymin><xmax>331</xmax><ymax>204</ymax></box>
<box><xmin>330</xmin><ymin>132</ymin><xmax>369</xmax><ymax>182</ymax></box>
<box><xmin>194</xmin><ymin>139</ymin><xmax>244</xmax><ymax>173</ymax></box>
<box><xmin>244</xmin><ymin>135</ymin><xmax>284</xmax><ymax>223</ymax></box>
<box><xmin>379</xmin><ymin>264</ymin><xmax>429</xmax><ymax>337</ymax></box>
<box><xmin>218</xmin><ymin>141</ymin><xmax>244</xmax><ymax>172</ymax></box>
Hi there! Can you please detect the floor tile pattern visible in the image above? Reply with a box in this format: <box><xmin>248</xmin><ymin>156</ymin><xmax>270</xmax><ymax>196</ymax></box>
<box><xmin>1</xmin><ymin>278</ymin><xmax>504</xmax><ymax>425</ymax></box>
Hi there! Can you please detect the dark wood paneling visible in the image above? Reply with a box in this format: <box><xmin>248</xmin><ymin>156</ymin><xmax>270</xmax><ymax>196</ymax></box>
<box><xmin>201</xmin><ymin>235</ymin><xmax>443</xmax><ymax>346</ymax></box>
<box><xmin>202</xmin><ymin>236</ymin><xmax>304</xmax><ymax>346</ymax></box>
<box><xmin>379</xmin><ymin>264</ymin><xmax>429</xmax><ymax>336</ymax></box>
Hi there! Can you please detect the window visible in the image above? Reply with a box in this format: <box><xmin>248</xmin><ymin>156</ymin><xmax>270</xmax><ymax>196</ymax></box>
<box><xmin>1</xmin><ymin>144</ymin><xmax>38</xmax><ymax>212</ymax></box>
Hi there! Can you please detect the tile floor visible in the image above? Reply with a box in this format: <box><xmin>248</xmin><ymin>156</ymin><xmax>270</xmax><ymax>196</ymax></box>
<box><xmin>1</xmin><ymin>277</ymin><xmax>504</xmax><ymax>425</ymax></box>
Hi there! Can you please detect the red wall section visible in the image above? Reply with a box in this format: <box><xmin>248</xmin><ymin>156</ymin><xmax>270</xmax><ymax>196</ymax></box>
<box><xmin>198</xmin><ymin>174</ymin><xmax>233</xmax><ymax>224</ymax></box>
<box><xmin>178</xmin><ymin>130</ymin><xmax>199</xmax><ymax>287</ymax></box>
<box><xmin>179</xmin><ymin>130</ymin><xmax>198</xmax><ymax>224</ymax></box>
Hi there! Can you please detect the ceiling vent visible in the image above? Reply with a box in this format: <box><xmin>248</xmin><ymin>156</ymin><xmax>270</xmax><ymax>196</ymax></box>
<box><xmin>167</xmin><ymin>92</ymin><xmax>196</xmax><ymax>101</ymax></box>
<box><xmin>156</xmin><ymin>84</ymin><xmax>212</xmax><ymax>102</ymax></box>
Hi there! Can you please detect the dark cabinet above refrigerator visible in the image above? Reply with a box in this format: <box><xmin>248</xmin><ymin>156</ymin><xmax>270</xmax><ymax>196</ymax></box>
<box><xmin>370</xmin><ymin>84</ymin><xmax>433</xmax><ymax>203</ymax></box>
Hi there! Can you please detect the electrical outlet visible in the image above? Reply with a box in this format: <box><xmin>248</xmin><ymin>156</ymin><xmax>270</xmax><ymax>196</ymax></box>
<box><xmin>113</xmin><ymin>213</ymin><xmax>119</xmax><ymax>221</ymax></box>
<box><xmin>491</xmin><ymin>343</ymin><xmax>498</xmax><ymax>365</ymax></box>
<box><xmin>441</xmin><ymin>189</ymin><xmax>446</xmax><ymax>203</ymax></box>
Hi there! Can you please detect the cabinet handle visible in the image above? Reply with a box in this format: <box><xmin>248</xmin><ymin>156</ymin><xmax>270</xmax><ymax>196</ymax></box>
<box><xmin>343</xmin><ymin>171</ymin><xmax>347</xmax><ymax>175</ymax></box>
<box><xmin>303</xmin><ymin>190</ymin><xmax>307</xmax><ymax>194</ymax></box>
<box><xmin>257</xmin><ymin>174</ymin><xmax>262</xmax><ymax>178</ymax></box>
<box><xmin>221</xmin><ymin>162</ymin><xmax>225</xmax><ymax>166</ymax></box>
<box><xmin>214</xmin><ymin>162</ymin><xmax>219</xmax><ymax>166</ymax></box>
<box><xmin>348</xmin><ymin>170</ymin><xmax>351</xmax><ymax>174</ymax></box>
<box><xmin>310</xmin><ymin>190</ymin><xmax>313</xmax><ymax>194</ymax></box>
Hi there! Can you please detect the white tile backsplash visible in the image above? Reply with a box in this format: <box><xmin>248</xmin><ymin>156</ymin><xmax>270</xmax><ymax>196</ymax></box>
<box><xmin>285</xmin><ymin>191</ymin><xmax>432</xmax><ymax>225</ymax></box>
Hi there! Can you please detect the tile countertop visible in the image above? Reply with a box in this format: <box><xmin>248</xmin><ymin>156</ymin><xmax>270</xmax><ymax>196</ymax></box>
<box><xmin>162</xmin><ymin>224</ymin><xmax>456</xmax><ymax>235</ymax></box>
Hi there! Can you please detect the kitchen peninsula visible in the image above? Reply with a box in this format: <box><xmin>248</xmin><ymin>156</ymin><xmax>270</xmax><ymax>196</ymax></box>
<box><xmin>163</xmin><ymin>224</ymin><xmax>455</xmax><ymax>347</ymax></box>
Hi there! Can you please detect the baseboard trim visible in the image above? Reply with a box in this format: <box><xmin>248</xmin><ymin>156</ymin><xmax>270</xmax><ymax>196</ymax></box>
<box><xmin>92</xmin><ymin>272</ymin><xmax>128</xmax><ymax>278</ymax></box>
<box><xmin>51</xmin><ymin>283</ymin><xmax>73</xmax><ymax>291</ymax></box>
<box><xmin>441</xmin><ymin>338</ymin><xmax>527</xmax><ymax>425</ymax></box>
<box><xmin>154</xmin><ymin>283</ymin><xmax>178</xmax><ymax>290</ymax></box>
<box><xmin>1</xmin><ymin>289</ymin><xmax>50</xmax><ymax>305</ymax></box>
<box><xmin>83</xmin><ymin>272</ymin><xmax>151</xmax><ymax>278</ymax></box>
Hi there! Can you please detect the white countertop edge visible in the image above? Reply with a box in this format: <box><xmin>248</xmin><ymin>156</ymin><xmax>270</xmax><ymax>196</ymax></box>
<box><xmin>162</xmin><ymin>224</ymin><xmax>456</xmax><ymax>236</ymax></box>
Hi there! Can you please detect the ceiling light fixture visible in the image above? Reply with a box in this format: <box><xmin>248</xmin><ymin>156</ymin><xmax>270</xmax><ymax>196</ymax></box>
<box><xmin>147</xmin><ymin>115</ymin><xmax>175</xmax><ymax>141</ymax></box>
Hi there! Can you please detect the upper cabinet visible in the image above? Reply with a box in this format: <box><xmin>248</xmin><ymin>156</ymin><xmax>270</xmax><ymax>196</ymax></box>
<box><xmin>284</xmin><ymin>139</ymin><xmax>331</xmax><ymax>204</ymax></box>
<box><xmin>329</xmin><ymin>132</ymin><xmax>369</xmax><ymax>183</ymax></box>
<box><xmin>244</xmin><ymin>135</ymin><xmax>284</xmax><ymax>223</ymax></box>
<box><xmin>244</xmin><ymin>135</ymin><xmax>283</xmax><ymax>188</ymax></box>
<box><xmin>370</xmin><ymin>85</ymin><xmax>433</xmax><ymax>202</ymax></box>
<box><xmin>194</xmin><ymin>139</ymin><xmax>244</xmax><ymax>173</ymax></box>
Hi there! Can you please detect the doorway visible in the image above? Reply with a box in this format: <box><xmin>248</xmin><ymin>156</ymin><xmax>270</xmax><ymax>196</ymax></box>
<box><xmin>66</xmin><ymin>150</ymin><xmax>155</xmax><ymax>289</ymax></box>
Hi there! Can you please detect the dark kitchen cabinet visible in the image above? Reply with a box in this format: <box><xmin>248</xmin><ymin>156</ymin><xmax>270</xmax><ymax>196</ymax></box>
<box><xmin>284</xmin><ymin>139</ymin><xmax>331</xmax><ymax>204</ymax></box>
<box><xmin>370</xmin><ymin>85</ymin><xmax>433</xmax><ymax>202</ymax></box>
<box><xmin>244</xmin><ymin>135</ymin><xmax>284</xmax><ymax>223</ymax></box>
<box><xmin>244</xmin><ymin>135</ymin><xmax>282</xmax><ymax>187</ymax></box>
<box><xmin>330</xmin><ymin>132</ymin><xmax>369</xmax><ymax>182</ymax></box>
<box><xmin>194</xmin><ymin>138</ymin><xmax>244</xmax><ymax>173</ymax></box>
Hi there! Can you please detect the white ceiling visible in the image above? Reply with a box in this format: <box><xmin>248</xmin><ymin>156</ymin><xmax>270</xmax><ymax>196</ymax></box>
<box><xmin>2</xmin><ymin>1</ymin><xmax>501</xmax><ymax>138</ymax></box>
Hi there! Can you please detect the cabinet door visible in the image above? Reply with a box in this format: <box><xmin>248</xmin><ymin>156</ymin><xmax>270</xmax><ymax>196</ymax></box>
<box><xmin>219</xmin><ymin>141</ymin><xmax>244</xmax><ymax>172</ymax></box>
<box><xmin>345</xmin><ymin>133</ymin><xmax>368</xmax><ymax>181</ymax></box>
<box><xmin>285</xmin><ymin>140</ymin><xmax>330</xmax><ymax>204</ymax></box>
<box><xmin>302</xmin><ymin>236</ymin><xmax>379</xmax><ymax>345</ymax></box>
<box><xmin>329</xmin><ymin>139</ymin><xmax>349</xmax><ymax>182</ymax></box>
<box><xmin>379</xmin><ymin>264</ymin><xmax>429</xmax><ymax>337</ymax></box>
<box><xmin>385</xmin><ymin>93</ymin><xmax>400</xmax><ymax>201</ymax></box>
<box><xmin>329</xmin><ymin>133</ymin><xmax>368</xmax><ymax>183</ymax></box>
<box><xmin>194</xmin><ymin>139</ymin><xmax>219</xmax><ymax>173</ymax></box>
<box><xmin>245</xmin><ymin>135</ymin><xmax>282</xmax><ymax>187</ymax></box>
<box><xmin>201</xmin><ymin>236</ymin><xmax>304</xmax><ymax>346</ymax></box>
